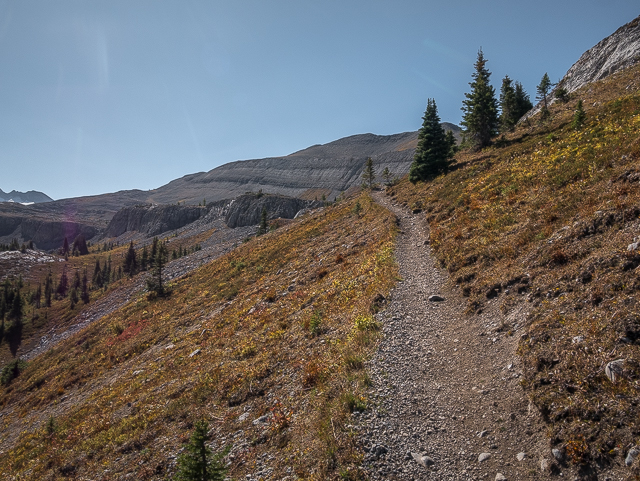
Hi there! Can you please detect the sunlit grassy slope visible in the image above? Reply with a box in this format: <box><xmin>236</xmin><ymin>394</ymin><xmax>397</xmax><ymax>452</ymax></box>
<box><xmin>388</xmin><ymin>64</ymin><xmax>640</xmax><ymax>467</ymax></box>
<box><xmin>0</xmin><ymin>193</ymin><xmax>397</xmax><ymax>480</ymax></box>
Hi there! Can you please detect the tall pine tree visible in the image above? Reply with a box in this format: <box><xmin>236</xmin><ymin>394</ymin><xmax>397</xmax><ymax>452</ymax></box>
<box><xmin>499</xmin><ymin>75</ymin><xmax>518</xmax><ymax>131</ymax></box>
<box><xmin>514</xmin><ymin>81</ymin><xmax>533</xmax><ymax>120</ymax></box>
<box><xmin>537</xmin><ymin>73</ymin><xmax>553</xmax><ymax>119</ymax></box>
<box><xmin>461</xmin><ymin>49</ymin><xmax>499</xmax><ymax>150</ymax></box>
<box><xmin>409</xmin><ymin>98</ymin><xmax>452</xmax><ymax>183</ymax></box>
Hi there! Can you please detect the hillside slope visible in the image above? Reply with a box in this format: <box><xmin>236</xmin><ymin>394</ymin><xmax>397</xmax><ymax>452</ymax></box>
<box><xmin>0</xmin><ymin>193</ymin><xmax>398</xmax><ymax>480</ymax></box>
<box><xmin>387</xmin><ymin>62</ymin><xmax>640</xmax><ymax>475</ymax></box>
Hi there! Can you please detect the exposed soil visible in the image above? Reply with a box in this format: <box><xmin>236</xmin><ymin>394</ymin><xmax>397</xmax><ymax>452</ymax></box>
<box><xmin>358</xmin><ymin>192</ymin><xmax>587</xmax><ymax>480</ymax></box>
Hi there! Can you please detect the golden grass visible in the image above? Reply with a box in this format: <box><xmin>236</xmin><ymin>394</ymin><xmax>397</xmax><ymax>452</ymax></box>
<box><xmin>0</xmin><ymin>192</ymin><xmax>397</xmax><ymax>480</ymax></box>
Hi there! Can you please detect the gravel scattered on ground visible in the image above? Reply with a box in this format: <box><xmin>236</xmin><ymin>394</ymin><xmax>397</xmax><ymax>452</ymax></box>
<box><xmin>358</xmin><ymin>192</ymin><xmax>554</xmax><ymax>480</ymax></box>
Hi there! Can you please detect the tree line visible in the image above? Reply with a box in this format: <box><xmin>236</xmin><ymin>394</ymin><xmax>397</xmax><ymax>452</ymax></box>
<box><xmin>408</xmin><ymin>48</ymin><xmax>587</xmax><ymax>184</ymax></box>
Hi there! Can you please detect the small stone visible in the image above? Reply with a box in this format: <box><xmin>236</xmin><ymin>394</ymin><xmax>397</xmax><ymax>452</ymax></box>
<box><xmin>540</xmin><ymin>457</ymin><xmax>551</xmax><ymax>472</ymax></box>
<box><xmin>411</xmin><ymin>452</ymin><xmax>434</xmax><ymax>467</ymax></box>
<box><xmin>189</xmin><ymin>348</ymin><xmax>201</xmax><ymax>357</ymax></box>
<box><xmin>428</xmin><ymin>295</ymin><xmax>445</xmax><ymax>302</ymax></box>
<box><xmin>627</xmin><ymin>242</ymin><xmax>639</xmax><ymax>251</ymax></box>
<box><xmin>605</xmin><ymin>359</ymin><xmax>625</xmax><ymax>383</ymax></box>
<box><xmin>626</xmin><ymin>447</ymin><xmax>639</xmax><ymax>466</ymax></box>
<box><xmin>552</xmin><ymin>448</ymin><xmax>564</xmax><ymax>462</ymax></box>
<box><xmin>495</xmin><ymin>474</ymin><xmax>507</xmax><ymax>481</ymax></box>
<box><xmin>516</xmin><ymin>452</ymin><xmax>526</xmax><ymax>462</ymax></box>
<box><xmin>478</xmin><ymin>453</ymin><xmax>491</xmax><ymax>463</ymax></box>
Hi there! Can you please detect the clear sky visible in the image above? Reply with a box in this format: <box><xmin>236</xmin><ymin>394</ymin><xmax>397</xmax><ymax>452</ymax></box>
<box><xmin>0</xmin><ymin>1</ymin><xmax>638</xmax><ymax>200</ymax></box>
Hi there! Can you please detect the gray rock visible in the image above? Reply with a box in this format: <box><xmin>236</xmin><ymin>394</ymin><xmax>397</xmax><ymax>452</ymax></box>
<box><xmin>552</xmin><ymin>448</ymin><xmax>564</xmax><ymax>462</ymax></box>
<box><xmin>628</xmin><ymin>242</ymin><xmax>639</xmax><ymax>251</ymax></box>
<box><xmin>428</xmin><ymin>295</ymin><xmax>445</xmax><ymax>302</ymax></box>
<box><xmin>495</xmin><ymin>474</ymin><xmax>507</xmax><ymax>481</ymax></box>
<box><xmin>540</xmin><ymin>457</ymin><xmax>552</xmax><ymax>472</ymax></box>
<box><xmin>478</xmin><ymin>453</ymin><xmax>491</xmax><ymax>463</ymax></box>
<box><xmin>516</xmin><ymin>452</ymin><xmax>526</xmax><ymax>462</ymax></box>
<box><xmin>189</xmin><ymin>348</ymin><xmax>201</xmax><ymax>358</ymax></box>
<box><xmin>252</xmin><ymin>415</ymin><xmax>270</xmax><ymax>425</ymax></box>
<box><xmin>605</xmin><ymin>359</ymin><xmax>625</xmax><ymax>383</ymax></box>
<box><xmin>626</xmin><ymin>447</ymin><xmax>639</xmax><ymax>466</ymax></box>
<box><xmin>411</xmin><ymin>452</ymin><xmax>434</xmax><ymax>467</ymax></box>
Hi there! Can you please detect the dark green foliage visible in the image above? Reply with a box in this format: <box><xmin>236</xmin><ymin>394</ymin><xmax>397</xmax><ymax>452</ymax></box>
<box><xmin>81</xmin><ymin>271</ymin><xmax>90</xmax><ymax>304</ymax></box>
<box><xmin>147</xmin><ymin>239</ymin><xmax>168</xmax><ymax>297</ymax></box>
<box><xmin>61</xmin><ymin>237</ymin><xmax>69</xmax><ymax>256</ymax></box>
<box><xmin>409</xmin><ymin>99</ymin><xmax>453</xmax><ymax>183</ymax></box>
<box><xmin>537</xmin><ymin>72</ymin><xmax>553</xmax><ymax>119</ymax></box>
<box><xmin>499</xmin><ymin>75</ymin><xmax>519</xmax><ymax>131</ymax></box>
<box><xmin>381</xmin><ymin>167</ymin><xmax>392</xmax><ymax>186</ymax></box>
<box><xmin>461</xmin><ymin>49</ymin><xmax>499</xmax><ymax>150</ymax></box>
<box><xmin>69</xmin><ymin>288</ymin><xmax>78</xmax><ymax>308</ymax></box>
<box><xmin>56</xmin><ymin>265</ymin><xmax>68</xmax><ymax>298</ymax></box>
<box><xmin>140</xmin><ymin>245</ymin><xmax>148</xmax><ymax>271</ymax></box>
<box><xmin>123</xmin><ymin>241</ymin><xmax>138</xmax><ymax>277</ymax></box>
<box><xmin>572</xmin><ymin>100</ymin><xmax>587</xmax><ymax>130</ymax></box>
<box><xmin>9</xmin><ymin>288</ymin><xmax>23</xmax><ymax>321</ymax></box>
<box><xmin>44</xmin><ymin>271</ymin><xmax>53</xmax><ymax>307</ymax></box>
<box><xmin>92</xmin><ymin>259</ymin><xmax>103</xmax><ymax>289</ymax></box>
<box><xmin>514</xmin><ymin>81</ymin><xmax>533</xmax><ymax>120</ymax></box>
<box><xmin>361</xmin><ymin>157</ymin><xmax>376</xmax><ymax>189</ymax></box>
<box><xmin>257</xmin><ymin>207</ymin><xmax>268</xmax><ymax>236</ymax></box>
<box><xmin>72</xmin><ymin>235</ymin><xmax>89</xmax><ymax>256</ymax></box>
<box><xmin>1</xmin><ymin>359</ymin><xmax>27</xmax><ymax>386</ymax></box>
<box><xmin>555</xmin><ymin>86</ymin><xmax>570</xmax><ymax>103</ymax></box>
<box><xmin>173</xmin><ymin>420</ymin><xmax>229</xmax><ymax>481</ymax></box>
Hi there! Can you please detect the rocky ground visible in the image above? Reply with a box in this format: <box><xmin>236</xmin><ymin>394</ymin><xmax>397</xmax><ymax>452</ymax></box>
<box><xmin>357</xmin><ymin>192</ymin><xmax>605</xmax><ymax>481</ymax></box>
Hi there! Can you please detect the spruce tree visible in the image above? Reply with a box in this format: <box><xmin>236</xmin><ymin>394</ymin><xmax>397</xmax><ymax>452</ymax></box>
<box><xmin>514</xmin><ymin>81</ymin><xmax>533</xmax><ymax>120</ymax></box>
<box><xmin>499</xmin><ymin>75</ymin><xmax>518</xmax><ymax>131</ymax></box>
<box><xmin>9</xmin><ymin>289</ymin><xmax>22</xmax><ymax>321</ymax></box>
<box><xmin>124</xmin><ymin>241</ymin><xmax>138</xmax><ymax>277</ymax></box>
<box><xmin>572</xmin><ymin>100</ymin><xmax>586</xmax><ymax>130</ymax></box>
<box><xmin>44</xmin><ymin>271</ymin><xmax>53</xmax><ymax>307</ymax></box>
<box><xmin>257</xmin><ymin>207</ymin><xmax>268</xmax><ymax>236</ymax></box>
<box><xmin>174</xmin><ymin>420</ymin><xmax>228</xmax><ymax>481</ymax></box>
<box><xmin>141</xmin><ymin>246</ymin><xmax>148</xmax><ymax>271</ymax></box>
<box><xmin>147</xmin><ymin>242</ymin><xmax>168</xmax><ymax>297</ymax></box>
<box><xmin>81</xmin><ymin>270</ymin><xmax>90</xmax><ymax>304</ymax></box>
<box><xmin>537</xmin><ymin>73</ymin><xmax>553</xmax><ymax>119</ymax></box>
<box><xmin>409</xmin><ymin>99</ymin><xmax>453</xmax><ymax>183</ymax></box>
<box><xmin>382</xmin><ymin>167</ymin><xmax>392</xmax><ymax>186</ymax></box>
<box><xmin>361</xmin><ymin>157</ymin><xmax>376</xmax><ymax>189</ymax></box>
<box><xmin>461</xmin><ymin>49</ymin><xmax>499</xmax><ymax>150</ymax></box>
<box><xmin>56</xmin><ymin>266</ymin><xmax>68</xmax><ymax>298</ymax></box>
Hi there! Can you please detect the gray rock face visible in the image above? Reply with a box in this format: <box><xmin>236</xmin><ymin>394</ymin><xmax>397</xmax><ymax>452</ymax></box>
<box><xmin>560</xmin><ymin>15</ymin><xmax>640</xmax><ymax>95</ymax></box>
<box><xmin>105</xmin><ymin>204</ymin><xmax>206</xmax><ymax>237</ymax></box>
<box><xmin>526</xmin><ymin>15</ymin><xmax>640</xmax><ymax>119</ymax></box>
<box><xmin>210</xmin><ymin>194</ymin><xmax>322</xmax><ymax>228</ymax></box>
<box><xmin>147</xmin><ymin>128</ymin><xmax>460</xmax><ymax>205</ymax></box>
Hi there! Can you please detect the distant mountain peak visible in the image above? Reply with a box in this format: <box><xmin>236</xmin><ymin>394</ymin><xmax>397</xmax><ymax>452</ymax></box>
<box><xmin>0</xmin><ymin>188</ymin><xmax>53</xmax><ymax>204</ymax></box>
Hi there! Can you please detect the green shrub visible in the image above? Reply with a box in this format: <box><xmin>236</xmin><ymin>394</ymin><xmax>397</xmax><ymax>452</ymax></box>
<box><xmin>1</xmin><ymin>359</ymin><xmax>27</xmax><ymax>386</ymax></box>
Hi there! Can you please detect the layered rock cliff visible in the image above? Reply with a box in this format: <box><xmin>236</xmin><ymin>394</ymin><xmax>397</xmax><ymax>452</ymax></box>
<box><xmin>105</xmin><ymin>204</ymin><xmax>207</xmax><ymax>238</ymax></box>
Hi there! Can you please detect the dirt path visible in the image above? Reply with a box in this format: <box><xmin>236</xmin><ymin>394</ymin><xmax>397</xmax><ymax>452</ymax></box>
<box><xmin>359</xmin><ymin>192</ymin><xmax>556</xmax><ymax>480</ymax></box>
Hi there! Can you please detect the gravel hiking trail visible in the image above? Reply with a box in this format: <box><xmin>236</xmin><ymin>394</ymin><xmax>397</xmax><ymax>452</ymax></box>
<box><xmin>359</xmin><ymin>192</ymin><xmax>557</xmax><ymax>480</ymax></box>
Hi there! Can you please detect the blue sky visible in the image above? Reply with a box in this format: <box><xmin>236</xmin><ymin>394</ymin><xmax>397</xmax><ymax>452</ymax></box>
<box><xmin>0</xmin><ymin>1</ymin><xmax>638</xmax><ymax>200</ymax></box>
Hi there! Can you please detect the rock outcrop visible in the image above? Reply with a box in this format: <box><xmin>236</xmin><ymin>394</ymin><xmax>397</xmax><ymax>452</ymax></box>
<box><xmin>210</xmin><ymin>193</ymin><xmax>323</xmax><ymax>228</ymax></box>
<box><xmin>105</xmin><ymin>204</ymin><xmax>207</xmax><ymax>237</ymax></box>
<box><xmin>560</xmin><ymin>15</ymin><xmax>640</xmax><ymax>94</ymax></box>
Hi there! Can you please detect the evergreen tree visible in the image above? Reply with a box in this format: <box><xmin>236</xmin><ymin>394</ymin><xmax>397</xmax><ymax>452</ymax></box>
<box><xmin>72</xmin><ymin>235</ymin><xmax>89</xmax><ymax>256</ymax></box>
<box><xmin>173</xmin><ymin>420</ymin><xmax>228</xmax><ymax>481</ymax></box>
<box><xmin>44</xmin><ymin>271</ymin><xmax>53</xmax><ymax>307</ymax></box>
<box><xmin>514</xmin><ymin>81</ymin><xmax>533</xmax><ymax>120</ymax></box>
<box><xmin>461</xmin><ymin>49</ymin><xmax>499</xmax><ymax>150</ymax></box>
<box><xmin>69</xmin><ymin>288</ymin><xmax>78</xmax><ymax>309</ymax></box>
<box><xmin>72</xmin><ymin>270</ymin><xmax>81</xmax><ymax>291</ymax></box>
<box><xmin>361</xmin><ymin>157</ymin><xmax>376</xmax><ymax>189</ymax></box>
<box><xmin>140</xmin><ymin>246</ymin><xmax>148</xmax><ymax>271</ymax></box>
<box><xmin>257</xmin><ymin>207</ymin><xmax>268</xmax><ymax>236</ymax></box>
<box><xmin>409</xmin><ymin>99</ymin><xmax>453</xmax><ymax>183</ymax></box>
<box><xmin>499</xmin><ymin>75</ymin><xmax>519</xmax><ymax>131</ymax></box>
<box><xmin>92</xmin><ymin>259</ymin><xmax>103</xmax><ymax>288</ymax></box>
<box><xmin>124</xmin><ymin>241</ymin><xmax>138</xmax><ymax>277</ymax></box>
<box><xmin>382</xmin><ymin>167</ymin><xmax>392</xmax><ymax>186</ymax></box>
<box><xmin>445</xmin><ymin>129</ymin><xmax>458</xmax><ymax>157</ymax></box>
<box><xmin>537</xmin><ymin>73</ymin><xmax>553</xmax><ymax>119</ymax></box>
<box><xmin>81</xmin><ymin>270</ymin><xmax>90</xmax><ymax>304</ymax></box>
<box><xmin>572</xmin><ymin>100</ymin><xmax>586</xmax><ymax>130</ymax></box>
<box><xmin>150</xmin><ymin>238</ymin><xmax>158</xmax><ymax>266</ymax></box>
<box><xmin>61</xmin><ymin>237</ymin><xmax>69</xmax><ymax>256</ymax></box>
<box><xmin>147</xmin><ymin>242</ymin><xmax>168</xmax><ymax>297</ymax></box>
<box><xmin>9</xmin><ymin>289</ymin><xmax>22</xmax><ymax>321</ymax></box>
<box><xmin>56</xmin><ymin>266</ymin><xmax>69</xmax><ymax>298</ymax></box>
